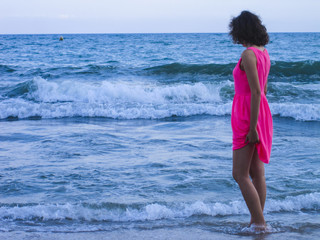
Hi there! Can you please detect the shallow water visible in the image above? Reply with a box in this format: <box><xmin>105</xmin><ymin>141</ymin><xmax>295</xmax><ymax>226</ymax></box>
<box><xmin>0</xmin><ymin>116</ymin><xmax>319</xmax><ymax>238</ymax></box>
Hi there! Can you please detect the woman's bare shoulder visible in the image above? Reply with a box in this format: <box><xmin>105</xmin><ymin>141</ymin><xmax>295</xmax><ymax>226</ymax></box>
<box><xmin>241</xmin><ymin>49</ymin><xmax>256</xmax><ymax>60</ymax></box>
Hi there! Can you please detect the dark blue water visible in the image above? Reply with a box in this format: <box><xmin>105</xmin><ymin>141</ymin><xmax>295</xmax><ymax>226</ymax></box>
<box><xmin>0</xmin><ymin>33</ymin><xmax>319</xmax><ymax>239</ymax></box>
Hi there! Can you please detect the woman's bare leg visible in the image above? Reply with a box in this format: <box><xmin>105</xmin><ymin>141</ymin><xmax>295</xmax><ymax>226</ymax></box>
<box><xmin>250</xmin><ymin>149</ymin><xmax>266</xmax><ymax>211</ymax></box>
<box><xmin>249</xmin><ymin>149</ymin><xmax>266</xmax><ymax>226</ymax></box>
<box><xmin>233</xmin><ymin>144</ymin><xmax>265</xmax><ymax>226</ymax></box>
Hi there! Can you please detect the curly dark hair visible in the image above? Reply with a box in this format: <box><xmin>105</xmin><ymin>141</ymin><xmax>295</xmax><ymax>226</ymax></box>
<box><xmin>229</xmin><ymin>11</ymin><xmax>269</xmax><ymax>46</ymax></box>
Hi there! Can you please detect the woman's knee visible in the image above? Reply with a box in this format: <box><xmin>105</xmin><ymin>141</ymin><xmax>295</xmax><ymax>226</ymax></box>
<box><xmin>251</xmin><ymin>173</ymin><xmax>266</xmax><ymax>183</ymax></box>
<box><xmin>233</xmin><ymin>169</ymin><xmax>249</xmax><ymax>183</ymax></box>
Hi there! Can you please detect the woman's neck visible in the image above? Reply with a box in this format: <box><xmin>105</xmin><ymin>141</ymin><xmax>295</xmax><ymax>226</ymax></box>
<box><xmin>244</xmin><ymin>44</ymin><xmax>265</xmax><ymax>51</ymax></box>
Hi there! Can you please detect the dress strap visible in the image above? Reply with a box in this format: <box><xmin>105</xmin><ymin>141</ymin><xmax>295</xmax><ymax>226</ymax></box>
<box><xmin>247</xmin><ymin>46</ymin><xmax>266</xmax><ymax>53</ymax></box>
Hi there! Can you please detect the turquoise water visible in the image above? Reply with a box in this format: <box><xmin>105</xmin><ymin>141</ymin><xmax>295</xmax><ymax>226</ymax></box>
<box><xmin>0</xmin><ymin>33</ymin><xmax>319</xmax><ymax>239</ymax></box>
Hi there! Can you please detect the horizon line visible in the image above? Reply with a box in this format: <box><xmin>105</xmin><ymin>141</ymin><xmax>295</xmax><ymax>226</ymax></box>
<box><xmin>0</xmin><ymin>31</ymin><xmax>320</xmax><ymax>36</ymax></box>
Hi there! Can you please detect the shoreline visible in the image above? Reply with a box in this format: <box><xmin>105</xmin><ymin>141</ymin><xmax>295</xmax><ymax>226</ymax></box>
<box><xmin>0</xmin><ymin>228</ymin><xmax>317</xmax><ymax>240</ymax></box>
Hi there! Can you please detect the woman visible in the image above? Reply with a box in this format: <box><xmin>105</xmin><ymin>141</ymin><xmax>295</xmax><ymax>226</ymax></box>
<box><xmin>229</xmin><ymin>11</ymin><xmax>273</xmax><ymax>229</ymax></box>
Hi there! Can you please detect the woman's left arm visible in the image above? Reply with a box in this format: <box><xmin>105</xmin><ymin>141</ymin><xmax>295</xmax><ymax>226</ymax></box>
<box><xmin>241</xmin><ymin>49</ymin><xmax>261</xmax><ymax>144</ymax></box>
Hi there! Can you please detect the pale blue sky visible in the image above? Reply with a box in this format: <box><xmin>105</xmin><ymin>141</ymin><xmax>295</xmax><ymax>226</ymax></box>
<box><xmin>0</xmin><ymin>0</ymin><xmax>319</xmax><ymax>34</ymax></box>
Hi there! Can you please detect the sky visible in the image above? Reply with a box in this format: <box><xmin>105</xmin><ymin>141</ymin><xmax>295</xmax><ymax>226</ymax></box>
<box><xmin>0</xmin><ymin>0</ymin><xmax>319</xmax><ymax>34</ymax></box>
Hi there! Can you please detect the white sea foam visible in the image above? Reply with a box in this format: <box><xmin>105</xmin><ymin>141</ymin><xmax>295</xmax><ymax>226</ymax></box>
<box><xmin>0</xmin><ymin>77</ymin><xmax>229</xmax><ymax>119</ymax></box>
<box><xmin>266</xmin><ymin>192</ymin><xmax>320</xmax><ymax>212</ymax></box>
<box><xmin>0</xmin><ymin>77</ymin><xmax>319</xmax><ymax>121</ymax></box>
<box><xmin>30</xmin><ymin>77</ymin><xmax>221</xmax><ymax>104</ymax></box>
<box><xmin>0</xmin><ymin>192</ymin><xmax>318</xmax><ymax>222</ymax></box>
<box><xmin>270</xmin><ymin>103</ymin><xmax>320</xmax><ymax>121</ymax></box>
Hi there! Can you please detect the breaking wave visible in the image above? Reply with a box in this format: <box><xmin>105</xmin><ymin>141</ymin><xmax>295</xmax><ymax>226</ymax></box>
<box><xmin>0</xmin><ymin>192</ymin><xmax>318</xmax><ymax>222</ymax></box>
<box><xmin>0</xmin><ymin>78</ymin><xmax>319</xmax><ymax>121</ymax></box>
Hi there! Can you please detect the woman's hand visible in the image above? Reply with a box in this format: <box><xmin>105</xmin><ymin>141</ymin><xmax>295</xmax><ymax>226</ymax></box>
<box><xmin>245</xmin><ymin>129</ymin><xmax>260</xmax><ymax>144</ymax></box>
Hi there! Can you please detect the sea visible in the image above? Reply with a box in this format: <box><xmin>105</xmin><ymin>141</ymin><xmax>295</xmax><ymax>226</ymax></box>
<box><xmin>0</xmin><ymin>33</ymin><xmax>319</xmax><ymax>240</ymax></box>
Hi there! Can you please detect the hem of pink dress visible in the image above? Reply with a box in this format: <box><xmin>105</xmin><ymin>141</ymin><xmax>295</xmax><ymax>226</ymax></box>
<box><xmin>232</xmin><ymin>143</ymin><xmax>270</xmax><ymax>164</ymax></box>
<box><xmin>232</xmin><ymin>142</ymin><xmax>248</xmax><ymax>151</ymax></box>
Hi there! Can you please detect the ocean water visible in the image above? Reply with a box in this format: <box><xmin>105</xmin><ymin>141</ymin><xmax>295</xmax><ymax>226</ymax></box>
<box><xmin>0</xmin><ymin>33</ymin><xmax>319</xmax><ymax>239</ymax></box>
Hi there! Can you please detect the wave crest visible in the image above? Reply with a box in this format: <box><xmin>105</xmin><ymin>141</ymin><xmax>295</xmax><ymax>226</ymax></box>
<box><xmin>144</xmin><ymin>61</ymin><xmax>320</xmax><ymax>78</ymax></box>
<box><xmin>0</xmin><ymin>78</ymin><xmax>319</xmax><ymax>121</ymax></box>
<box><xmin>2</xmin><ymin>61</ymin><xmax>319</xmax><ymax>80</ymax></box>
<box><xmin>270</xmin><ymin>60</ymin><xmax>320</xmax><ymax>77</ymax></box>
<box><xmin>144</xmin><ymin>63</ymin><xmax>234</xmax><ymax>76</ymax></box>
<box><xmin>0</xmin><ymin>192</ymin><xmax>319</xmax><ymax>222</ymax></box>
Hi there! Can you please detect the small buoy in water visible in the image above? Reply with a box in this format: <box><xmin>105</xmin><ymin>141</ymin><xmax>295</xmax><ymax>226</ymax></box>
<box><xmin>59</xmin><ymin>36</ymin><xmax>64</xmax><ymax>41</ymax></box>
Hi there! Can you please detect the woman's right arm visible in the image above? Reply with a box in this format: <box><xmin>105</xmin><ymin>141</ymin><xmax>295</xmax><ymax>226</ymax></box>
<box><xmin>241</xmin><ymin>49</ymin><xmax>261</xmax><ymax>144</ymax></box>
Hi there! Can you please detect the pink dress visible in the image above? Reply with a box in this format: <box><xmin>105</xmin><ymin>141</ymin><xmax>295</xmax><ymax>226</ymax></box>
<box><xmin>231</xmin><ymin>47</ymin><xmax>273</xmax><ymax>164</ymax></box>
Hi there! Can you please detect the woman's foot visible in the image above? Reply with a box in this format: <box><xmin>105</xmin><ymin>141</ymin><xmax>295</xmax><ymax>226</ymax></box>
<box><xmin>249</xmin><ymin>218</ymin><xmax>266</xmax><ymax>230</ymax></box>
<box><xmin>250</xmin><ymin>223</ymin><xmax>266</xmax><ymax>231</ymax></box>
